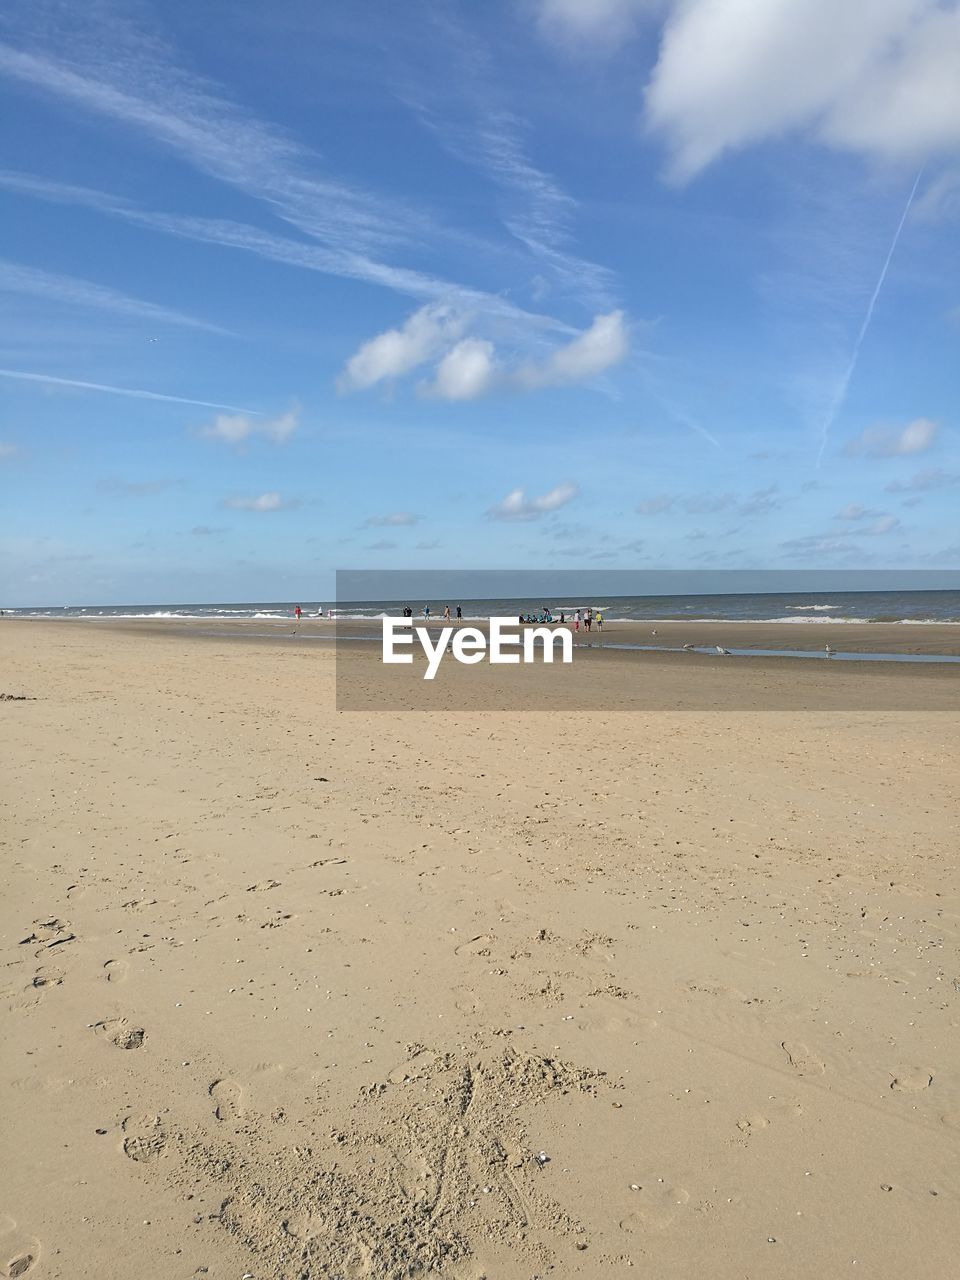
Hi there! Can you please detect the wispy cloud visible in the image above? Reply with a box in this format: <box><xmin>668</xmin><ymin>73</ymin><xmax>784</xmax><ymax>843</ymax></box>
<box><xmin>843</xmin><ymin>417</ymin><xmax>939</xmax><ymax>458</ymax></box>
<box><xmin>0</xmin><ymin>257</ymin><xmax>226</xmax><ymax>333</ymax></box>
<box><xmin>0</xmin><ymin>441</ymin><xmax>18</xmax><ymax>459</ymax></box>
<box><xmin>398</xmin><ymin>15</ymin><xmax>615</xmax><ymax>306</ymax></box>
<box><xmin>535</xmin><ymin>0</ymin><xmax>654</xmax><ymax>51</ymax></box>
<box><xmin>0</xmin><ymin>368</ymin><xmax>258</xmax><ymax>412</ymax></box>
<box><xmin>779</xmin><ymin>533</ymin><xmax>864</xmax><ymax>560</ymax></box>
<box><xmin>835</xmin><ymin>502</ymin><xmax>884</xmax><ymax>520</ymax></box>
<box><xmin>0</xmin><ymin>169</ymin><xmax>573</xmax><ymax>351</ymax></box>
<box><xmin>0</xmin><ymin>16</ymin><xmax>584</xmax><ymax>340</ymax></box>
<box><xmin>886</xmin><ymin>467</ymin><xmax>959</xmax><ymax>493</ymax></box>
<box><xmin>487</xmin><ymin>482</ymin><xmax>579</xmax><ymax>520</ymax></box>
<box><xmin>0</xmin><ymin>166</ymin><xmax>132</xmax><ymax>213</ymax></box>
<box><xmin>0</xmin><ymin>28</ymin><xmax>409</xmax><ymax>256</ymax></box>
<box><xmin>363</xmin><ymin>512</ymin><xmax>421</xmax><ymax>528</ymax></box>
<box><xmin>636</xmin><ymin>487</ymin><xmax>777</xmax><ymax>517</ymax></box>
<box><xmin>864</xmin><ymin>515</ymin><xmax>900</xmax><ymax>535</ymax></box>
<box><xmin>222</xmin><ymin>492</ymin><xmax>296</xmax><ymax>512</ymax></box>
<box><xmin>98</xmin><ymin>477</ymin><xmax>179</xmax><ymax>497</ymax></box>
<box><xmin>199</xmin><ymin>405</ymin><xmax>299</xmax><ymax>446</ymax></box>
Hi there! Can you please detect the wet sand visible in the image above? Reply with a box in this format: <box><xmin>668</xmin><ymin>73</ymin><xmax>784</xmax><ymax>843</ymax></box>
<box><xmin>2</xmin><ymin>620</ymin><xmax>959</xmax><ymax>1279</ymax></box>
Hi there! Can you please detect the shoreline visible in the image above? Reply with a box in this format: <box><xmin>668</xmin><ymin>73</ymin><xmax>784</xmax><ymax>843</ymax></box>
<box><xmin>9</xmin><ymin>614</ymin><xmax>960</xmax><ymax>657</ymax></box>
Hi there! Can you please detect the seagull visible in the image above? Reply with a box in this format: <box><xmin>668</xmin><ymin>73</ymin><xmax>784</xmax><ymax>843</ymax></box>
<box><xmin>824</xmin><ymin>643</ymin><xmax>835</xmax><ymax>656</ymax></box>
<box><xmin>682</xmin><ymin>643</ymin><xmax>695</xmax><ymax>650</ymax></box>
<box><xmin>716</xmin><ymin>645</ymin><xmax>730</xmax><ymax>655</ymax></box>
<box><xmin>651</xmin><ymin>628</ymin><xmax>658</xmax><ymax>636</ymax></box>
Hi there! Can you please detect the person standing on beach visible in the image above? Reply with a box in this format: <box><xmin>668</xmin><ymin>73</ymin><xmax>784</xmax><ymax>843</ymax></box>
<box><xmin>596</xmin><ymin>611</ymin><xmax>603</xmax><ymax>634</ymax></box>
<box><xmin>456</xmin><ymin>605</ymin><xmax>462</xmax><ymax>620</ymax></box>
<box><xmin>574</xmin><ymin>609</ymin><xmax>581</xmax><ymax>633</ymax></box>
<box><xmin>295</xmin><ymin>604</ymin><xmax>302</xmax><ymax>621</ymax></box>
<box><xmin>584</xmin><ymin>608</ymin><xmax>592</xmax><ymax>632</ymax></box>
<box><xmin>423</xmin><ymin>605</ymin><xmax>430</xmax><ymax>620</ymax></box>
<box><xmin>443</xmin><ymin>605</ymin><xmax>451</xmax><ymax>621</ymax></box>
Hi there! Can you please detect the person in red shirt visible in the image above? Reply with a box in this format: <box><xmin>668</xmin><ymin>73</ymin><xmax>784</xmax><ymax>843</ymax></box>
<box><xmin>295</xmin><ymin>605</ymin><xmax>302</xmax><ymax>620</ymax></box>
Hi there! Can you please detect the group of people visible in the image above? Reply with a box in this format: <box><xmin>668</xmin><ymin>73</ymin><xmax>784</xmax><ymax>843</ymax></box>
<box><xmin>571</xmin><ymin>607</ymin><xmax>602</xmax><ymax>633</ymax></box>
<box><xmin>406</xmin><ymin>605</ymin><xmax>464</xmax><ymax>620</ymax></box>
<box><xmin>399</xmin><ymin>604</ymin><xmax>604</xmax><ymax>633</ymax></box>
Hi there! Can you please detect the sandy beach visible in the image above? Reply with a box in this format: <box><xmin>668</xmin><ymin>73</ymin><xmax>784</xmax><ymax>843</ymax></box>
<box><xmin>2</xmin><ymin>620</ymin><xmax>959</xmax><ymax>1279</ymax></box>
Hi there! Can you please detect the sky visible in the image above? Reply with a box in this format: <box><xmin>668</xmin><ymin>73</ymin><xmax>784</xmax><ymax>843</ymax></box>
<box><xmin>0</xmin><ymin>0</ymin><xmax>958</xmax><ymax>605</ymax></box>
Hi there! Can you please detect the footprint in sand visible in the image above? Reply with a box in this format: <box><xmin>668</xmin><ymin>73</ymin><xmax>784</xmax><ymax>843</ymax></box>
<box><xmin>103</xmin><ymin>959</ymin><xmax>129</xmax><ymax>984</ymax></box>
<box><xmin>121</xmin><ymin>1114</ymin><xmax>167</xmax><ymax>1163</ymax></box>
<box><xmin>890</xmin><ymin>1070</ymin><xmax>933</xmax><ymax>1092</ymax></box>
<box><xmin>781</xmin><ymin>1041</ymin><xmax>825</xmax><ymax>1076</ymax></box>
<box><xmin>736</xmin><ymin>1112</ymin><xmax>770</xmax><ymax>1135</ymax></box>
<box><xmin>209</xmin><ymin>1078</ymin><xmax>245</xmax><ymax>1122</ymax></box>
<box><xmin>30</xmin><ymin>966</ymin><xmax>64</xmax><ymax>992</ymax></box>
<box><xmin>387</xmin><ymin>1049</ymin><xmax>437</xmax><ymax>1085</ymax></box>
<box><xmin>619</xmin><ymin>1185</ymin><xmax>690</xmax><ymax>1232</ymax></box>
<box><xmin>0</xmin><ymin>1213</ymin><xmax>41</xmax><ymax>1278</ymax></box>
<box><xmin>454</xmin><ymin>934</ymin><xmax>493</xmax><ymax>958</ymax></box>
<box><xmin>94</xmin><ymin>1018</ymin><xmax>145</xmax><ymax>1050</ymax></box>
<box><xmin>341</xmin><ymin>1241</ymin><xmax>375</xmax><ymax>1280</ymax></box>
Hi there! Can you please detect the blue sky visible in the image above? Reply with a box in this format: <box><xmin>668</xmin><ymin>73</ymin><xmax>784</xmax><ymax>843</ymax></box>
<box><xmin>0</xmin><ymin>0</ymin><xmax>958</xmax><ymax>605</ymax></box>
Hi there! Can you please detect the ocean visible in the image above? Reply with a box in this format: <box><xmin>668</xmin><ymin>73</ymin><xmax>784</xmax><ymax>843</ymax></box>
<box><xmin>5</xmin><ymin>588</ymin><xmax>960</xmax><ymax>624</ymax></box>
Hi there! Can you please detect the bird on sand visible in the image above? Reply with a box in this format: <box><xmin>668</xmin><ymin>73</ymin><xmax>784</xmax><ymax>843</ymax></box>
<box><xmin>825</xmin><ymin>644</ymin><xmax>835</xmax><ymax>656</ymax></box>
<box><xmin>716</xmin><ymin>645</ymin><xmax>730</xmax><ymax>655</ymax></box>
<box><xmin>682</xmin><ymin>643</ymin><xmax>695</xmax><ymax>650</ymax></box>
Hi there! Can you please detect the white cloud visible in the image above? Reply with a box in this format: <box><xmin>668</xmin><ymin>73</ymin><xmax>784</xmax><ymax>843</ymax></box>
<box><xmin>487</xmin><ymin>481</ymin><xmax>579</xmax><ymax>520</ymax></box>
<box><xmin>644</xmin><ymin>0</ymin><xmax>960</xmax><ymax>182</ymax></box>
<box><xmin>222</xmin><ymin>492</ymin><xmax>290</xmax><ymax>512</ymax></box>
<box><xmin>200</xmin><ymin>405</ymin><xmax>299</xmax><ymax>445</ymax></box>
<box><xmin>514</xmin><ymin>310</ymin><xmax>628</xmax><ymax>389</ymax></box>
<box><xmin>337</xmin><ymin>304</ymin><xmax>463</xmax><ymax>392</ymax></box>
<box><xmin>363</xmin><ymin>512</ymin><xmax>420</xmax><ymax>527</ymax></box>
<box><xmin>343</xmin><ymin>308</ymin><xmax>628</xmax><ymax>403</ymax></box>
<box><xmin>843</xmin><ymin>417</ymin><xmax>939</xmax><ymax>457</ymax></box>
<box><xmin>422</xmin><ymin>338</ymin><xmax>497</xmax><ymax>401</ymax></box>
<box><xmin>536</xmin><ymin>0</ymin><xmax>657</xmax><ymax>49</ymax></box>
<box><xmin>0</xmin><ymin>441</ymin><xmax>17</xmax><ymax>459</ymax></box>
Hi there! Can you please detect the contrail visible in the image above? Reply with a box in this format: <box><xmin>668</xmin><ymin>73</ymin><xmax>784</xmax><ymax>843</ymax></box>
<box><xmin>0</xmin><ymin>368</ymin><xmax>260</xmax><ymax>413</ymax></box>
<box><xmin>638</xmin><ymin>361</ymin><xmax>721</xmax><ymax>448</ymax></box>
<box><xmin>816</xmin><ymin>168</ymin><xmax>923</xmax><ymax>466</ymax></box>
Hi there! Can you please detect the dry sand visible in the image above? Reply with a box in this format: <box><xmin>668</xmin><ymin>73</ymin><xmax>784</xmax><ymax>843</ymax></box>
<box><xmin>2</xmin><ymin>620</ymin><xmax>959</xmax><ymax>1279</ymax></box>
